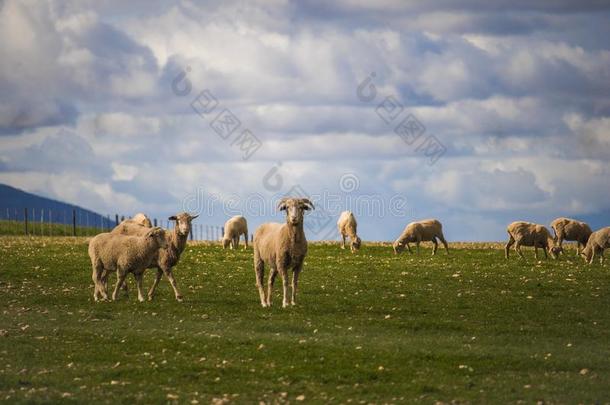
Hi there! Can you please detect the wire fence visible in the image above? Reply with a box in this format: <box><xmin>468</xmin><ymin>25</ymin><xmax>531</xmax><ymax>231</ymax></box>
<box><xmin>0</xmin><ymin>207</ymin><xmax>229</xmax><ymax>241</ymax></box>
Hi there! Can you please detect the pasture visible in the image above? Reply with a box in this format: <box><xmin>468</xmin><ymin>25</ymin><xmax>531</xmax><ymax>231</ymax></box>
<box><xmin>0</xmin><ymin>236</ymin><xmax>609</xmax><ymax>403</ymax></box>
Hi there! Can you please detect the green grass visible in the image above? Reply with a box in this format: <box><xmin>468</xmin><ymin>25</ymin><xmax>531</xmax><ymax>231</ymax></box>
<box><xmin>0</xmin><ymin>220</ymin><xmax>109</xmax><ymax>237</ymax></box>
<box><xmin>0</xmin><ymin>237</ymin><xmax>609</xmax><ymax>403</ymax></box>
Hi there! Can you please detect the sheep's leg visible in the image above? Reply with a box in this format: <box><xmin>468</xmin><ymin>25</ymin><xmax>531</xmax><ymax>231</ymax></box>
<box><xmin>534</xmin><ymin>246</ymin><xmax>539</xmax><ymax>260</ymax></box>
<box><xmin>291</xmin><ymin>265</ymin><xmax>302</xmax><ymax>306</ymax></box>
<box><xmin>515</xmin><ymin>242</ymin><xmax>525</xmax><ymax>259</ymax></box>
<box><xmin>431</xmin><ymin>239</ymin><xmax>438</xmax><ymax>256</ymax></box>
<box><xmin>234</xmin><ymin>236</ymin><xmax>239</xmax><ymax>249</ymax></box>
<box><xmin>279</xmin><ymin>267</ymin><xmax>290</xmax><ymax>308</ymax></box>
<box><xmin>134</xmin><ymin>272</ymin><xmax>146</xmax><ymax>302</ymax></box>
<box><xmin>147</xmin><ymin>268</ymin><xmax>163</xmax><ymax>301</ymax></box>
<box><xmin>112</xmin><ymin>270</ymin><xmax>127</xmax><ymax>301</ymax></box>
<box><xmin>163</xmin><ymin>268</ymin><xmax>183</xmax><ymax>301</ymax></box>
<box><xmin>266</xmin><ymin>267</ymin><xmax>278</xmax><ymax>307</ymax></box>
<box><xmin>341</xmin><ymin>234</ymin><xmax>346</xmax><ymax>249</ymax></box>
<box><xmin>243</xmin><ymin>233</ymin><xmax>248</xmax><ymax>249</ymax></box>
<box><xmin>600</xmin><ymin>249</ymin><xmax>605</xmax><ymax>265</ymax></box>
<box><xmin>406</xmin><ymin>243</ymin><xmax>412</xmax><ymax>254</ymax></box>
<box><xmin>505</xmin><ymin>236</ymin><xmax>515</xmax><ymax>259</ymax></box>
<box><xmin>416</xmin><ymin>239</ymin><xmax>421</xmax><ymax>255</ymax></box>
<box><xmin>92</xmin><ymin>263</ymin><xmax>104</xmax><ymax>301</ymax></box>
<box><xmin>254</xmin><ymin>256</ymin><xmax>267</xmax><ymax>307</ymax></box>
<box><xmin>543</xmin><ymin>245</ymin><xmax>548</xmax><ymax>259</ymax></box>
<box><xmin>438</xmin><ymin>235</ymin><xmax>449</xmax><ymax>254</ymax></box>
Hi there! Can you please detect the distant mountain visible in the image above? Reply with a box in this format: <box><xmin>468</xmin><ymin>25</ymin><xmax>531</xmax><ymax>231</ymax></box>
<box><xmin>0</xmin><ymin>183</ymin><xmax>115</xmax><ymax>228</ymax></box>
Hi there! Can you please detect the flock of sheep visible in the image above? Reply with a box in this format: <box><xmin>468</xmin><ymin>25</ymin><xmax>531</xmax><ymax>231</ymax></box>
<box><xmin>87</xmin><ymin>197</ymin><xmax>610</xmax><ymax>307</ymax></box>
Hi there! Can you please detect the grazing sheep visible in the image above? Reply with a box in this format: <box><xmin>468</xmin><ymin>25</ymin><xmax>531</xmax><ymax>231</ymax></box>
<box><xmin>222</xmin><ymin>215</ymin><xmax>249</xmax><ymax>250</ymax></box>
<box><xmin>337</xmin><ymin>211</ymin><xmax>361</xmax><ymax>253</ymax></box>
<box><xmin>580</xmin><ymin>227</ymin><xmax>610</xmax><ymax>265</ymax></box>
<box><xmin>505</xmin><ymin>221</ymin><xmax>557</xmax><ymax>260</ymax></box>
<box><xmin>550</xmin><ymin>217</ymin><xmax>592</xmax><ymax>256</ymax></box>
<box><xmin>392</xmin><ymin>219</ymin><xmax>449</xmax><ymax>255</ymax></box>
<box><xmin>253</xmin><ymin>197</ymin><xmax>314</xmax><ymax>308</ymax></box>
<box><xmin>111</xmin><ymin>212</ymin><xmax>198</xmax><ymax>301</ymax></box>
<box><xmin>88</xmin><ymin>227</ymin><xmax>167</xmax><ymax>302</ymax></box>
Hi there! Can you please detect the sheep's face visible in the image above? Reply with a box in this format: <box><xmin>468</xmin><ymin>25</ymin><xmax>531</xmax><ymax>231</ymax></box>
<box><xmin>550</xmin><ymin>246</ymin><xmax>563</xmax><ymax>258</ymax></box>
<box><xmin>222</xmin><ymin>237</ymin><xmax>230</xmax><ymax>249</ymax></box>
<box><xmin>392</xmin><ymin>240</ymin><xmax>405</xmax><ymax>254</ymax></box>
<box><xmin>169</xmin><ymin>213</ymin><xmax>199</xmax><ymax>236</ymax></box>
<box><xmin>580</xmin><ymin>248</ymin><xmax>593</xmax><ymax>263</ymax></box>
<box><xmin>147</xmin><ymin>227</ymin><xmax>168</xmax><ymax>249</ymax></box>
<box><xmin>278</xmin><ymin>198</ymin><xmax>314</xmax><ymax>226</ymax></box>
<box><xmin>351</xmin><ymin>236</ymin><xmax>361</xmax><ymax>252</ymax></box>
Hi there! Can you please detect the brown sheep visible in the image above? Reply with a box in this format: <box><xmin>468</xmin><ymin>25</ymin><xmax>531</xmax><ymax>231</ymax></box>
<box><xmin>252</xmin><ymin>197</ymin><xmax>314</xmax><ymax>308</ymax></box>
<box><xmin>505</xmin><ymin>221</ymin><xmax>557</xmax><ymax>260</ymax></box>
<box><xmin>111</xmin><ymin>212</ymin><xmax>198</xmax><ymax>301</ymax></box>
<box><xmin>392</xmin><ymin>219</ymin><xmax>449</xmax><ymax>255</ymax></box>
<box><xmin>550</xmin><ymin>217</ymin><xmax>592</xmax><ymax>256</ymax></box>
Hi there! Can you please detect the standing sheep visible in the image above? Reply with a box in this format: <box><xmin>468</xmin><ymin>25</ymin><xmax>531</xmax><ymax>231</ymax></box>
<box><xmin>89</xmin><ymin>227</ymin><xmax>167</xmax><ymax>302</ymax></box>
<box><xmin>222</xmin><ymin>215</ymin><xmax>249</xmax><ymax>250</ymax></box>
<box><xmin>505</xmin><ymin>221</ymin><xmax>557</xmax><ymax>260</ymax></box>
<box><xmin>131</xmin><ymin>213</ymin><xmax>153</xmax><ymax>227</ymax></box>
<box><xmin>111</xmin><ymin>212</ymin><xmax>198</xmax><ymax>301</ymax></box>
<box><xmin>337</xmin><ymin>211</ymin><xmax>361</xmax><ymax>253</ymax></box>
<box><xmin>253</xmin><ymin>197</ymin><xmax>314</xmax><ymax>308</ymax></box>
<box><xmin>550</xmin><ymin>217</ymin><xmax>592</xmax><ymax>256</ymax></box>
<box><xmin>392</xmin><ymin>219</ymin><xmax>449</xmax><ymax>255</ymax></box>
<box><xmin>580</xmin><ymin>227</ymin><xmax>610</xmax><ymax>265</ymax></box>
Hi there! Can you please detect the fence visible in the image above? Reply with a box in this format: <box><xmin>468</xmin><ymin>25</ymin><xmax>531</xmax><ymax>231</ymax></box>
<box><xmin>0</xmin><ymin>207</ymin><xmax>231</xmax><ymax>241</ymax></box>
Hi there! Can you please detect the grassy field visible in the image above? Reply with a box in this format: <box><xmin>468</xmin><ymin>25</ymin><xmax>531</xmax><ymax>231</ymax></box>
<box><xmin>0</xmin><ymin>236</ymin><xmax>609</xmax><ymax>404</ymax></box>
<box><xmin>0</xmin><ymin>220</ymin><xmax>108</xmax><ymax>237</ymax></box>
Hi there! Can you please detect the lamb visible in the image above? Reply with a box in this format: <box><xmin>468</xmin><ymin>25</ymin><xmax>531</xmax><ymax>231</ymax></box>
<box><xmin>337</xmin><ymin>211</ymin><xmax>361</xmax><ymax>253</ymax></box>
<box><xmin>222</xmin><ymin>215</ymin><xmax>249</xmax><ymax>250</ymax></box>
<box><xmin>88</xmin><ymin>227</ymin><xmax>167</xmax><ymax>302</ymax></box>
<box><xmin>550</xmin><ymin>217</ymin><xmax>592</xmax><ymax>256</ymax></box>
<box><xmin>111</xmin><ymin>212</ymin><xmax>198</xmax><ymax>301</ymax></box>
<box><xmin>392</xmin><ymin>219</ymin><xmax>449</xmax><ymax>255</ymax></box>
<box><xmin>253</xmin><ymin>197</ymin><xmax>314</xmax><ymax>308</ymax></box>
<box><xmin>580</xmin><ymin>227</ymin><xmax>610</xmax><ymax>265</ymax></box>
<box><xmin>505</xmin><ymin>221</ymin><xmax>558</xmax><ymax>260</ymax></box>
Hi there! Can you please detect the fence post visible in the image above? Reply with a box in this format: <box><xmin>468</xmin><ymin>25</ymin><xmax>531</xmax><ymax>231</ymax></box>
<box><xmin>72</xmin><ymin>209</ymin><xmax>76</xmax><ymax>236</ymax></box>
<box><xmin>24</xmin><ymin>208</ymin><xmax>28</xmax><ymax>235</ymax></box>
<box><xmin>154</xmin><ymin>218</ymin><xmax>158</xmax><ymax>227</ymax></box>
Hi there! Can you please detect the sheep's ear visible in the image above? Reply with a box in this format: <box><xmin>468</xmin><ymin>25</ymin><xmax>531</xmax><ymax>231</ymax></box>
<box><xmin>168</xmin><ymin>215</ymin><xmax>177</xmax><ymax>221</ymax></box>
<box><xmin>278</xmin><ymin>202</ymin><xmax>288</xmax><ymax>211</ymax></box>
<box><xmin>190</xmin><ymin>214</ymin><xmax>199</xmax><ymax>220</ymax></box>
<box><xmin>301</xmin><ymin>198</ymin><xmax>314</xmax><ymax>210</ymax></box>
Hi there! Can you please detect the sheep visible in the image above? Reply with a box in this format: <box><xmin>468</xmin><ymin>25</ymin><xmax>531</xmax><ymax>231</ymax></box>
<box><xmin>337</xmin><ymin>211</ymin><xmax>361</xmax><ymax>253</ymax></box>
<box><xmin>580</xmin><ymin>227</ymin><xmax>610</xmax><ymax>265</ymax></box>
<box><xmin>550</xmin><ymin>217</ymin><xmax>592</xmax><ymax>256</ymax></box>
<box><xmin>88</xmin><ymin>227</ymin><xmax>167</xmax><ymax>302</ymax></box>
<box><xmin>111</xmin><ymin>212</ymin><xmax>198</xmax><ymax>301</ymax></box>
<box><xmin>131</xmin><ymin>213</ymin><xmax>153</xmax><ymax>227</ymax></box>
<box><xmin>222</xmin><ymin>215</ymin><xmax>249</xmax><ymax>250</ymax></box>
<box><xmin>392</xmin><ymin>219</ymin><xmax>449</xmax><ymax>255</ymax></box>
<box><xmin>253</xmin><ymin>197</ymin><xmax>314</xmax><ymax>308</ymax></box>
<box><xmin>505</xmin><ymin>221</ymin><xmax>558</xmax><ymax>260</ymax></box>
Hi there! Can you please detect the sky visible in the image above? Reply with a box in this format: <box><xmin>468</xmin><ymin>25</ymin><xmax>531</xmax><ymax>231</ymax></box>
<box><xmin>0</xmin><ymin>0</ymin><xmax>609</xmax><ymax>241</ymax></box>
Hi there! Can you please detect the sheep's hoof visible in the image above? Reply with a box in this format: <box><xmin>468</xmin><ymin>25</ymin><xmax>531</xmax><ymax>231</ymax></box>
<box><xmin>138</xmin><ymin>297</ymin><xmax>145</xmax><ymax>303</ymax></box>
<box><xmin>175</xmin><ymin>295</ymin><xmax>183</xmax><ymax>302</ymax></box>
<box><xmin>261</xmin><ymin>302</ymin><xmax>268</xmax><ymax>308</ymax></box>
<box><xmin>282</xmin><ymin>302</ymin><xmax>289</xmax><ymax>308</ymax></box>
<box><xmin>147</xmin><ymin>295</ymin><xmax>154</xmax><ymax>301</ymax></box>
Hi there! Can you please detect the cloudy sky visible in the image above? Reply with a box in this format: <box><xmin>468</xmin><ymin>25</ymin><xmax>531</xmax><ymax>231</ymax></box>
<box><xmin>1</xmin><ymin>0</ymin><xmax>609</xmax><ymax>241</ymax></box>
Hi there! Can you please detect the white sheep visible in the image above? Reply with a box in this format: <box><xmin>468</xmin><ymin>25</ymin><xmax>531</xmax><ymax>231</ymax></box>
<box><xmin>253</xmin><ymin>197</ymin><xmax>314</xmax><ymax>308</ymax></box>
<box><xmin>222</xmin><ymin>215</ymin><xmax>249</xmax><ymax>250</ymax></box>
<box><xmin>111</xmin><ymin>212</ymin><xmax>198</xmax><ymax>301</ymax></box>
<box><xmin>131</xmin><ymin>213</ymin><xmax>152</xmax><ymax>227</ymax></box>
<box><xmin>580</xmin><ymin>226</ymin><xmax>610</xmax><ymax>265</ymax></box>
<box><xmin>392</xmin><ymin>219</ymin><xmax>449</xmax><ymax>255</ymax></box>
<box><xmin>337</xmin><ymin>211</ymin><xmax>361</xmax><ymax>253</ymax></box>
<box><xmin>88</xmin><ymin>227</ymin><xmax>167</xmax><ymax>302</ymax></box>
<box><xmin>550</xmin><ymin>217</ymin><xmax>592</xmax><ymax>256</ymax></box>
<box><xmin>505</xmin><ymin>221</ymin><xmax>557</xmax><ymax>260</ymax></box>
